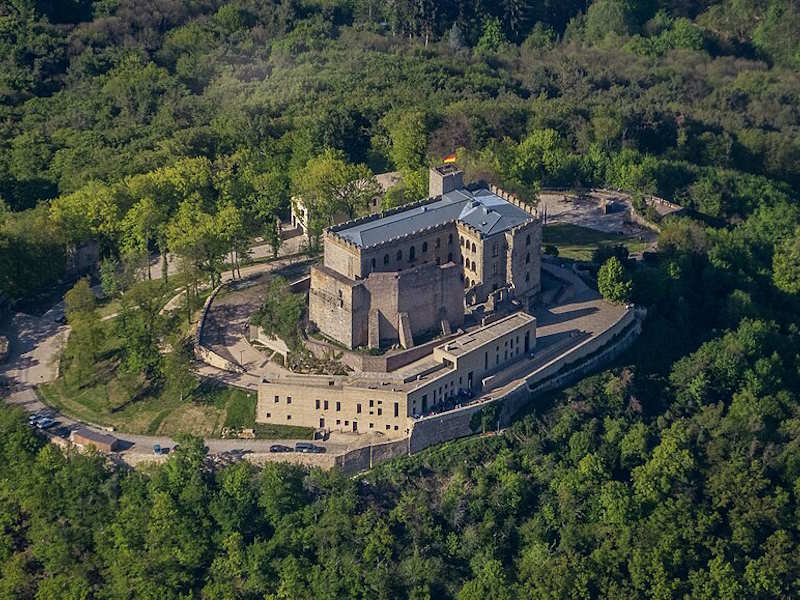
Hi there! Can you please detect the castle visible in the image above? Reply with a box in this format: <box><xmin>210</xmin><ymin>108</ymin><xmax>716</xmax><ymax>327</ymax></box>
<box><xmin>308</xmin><ymin>165</ymin><xmax>542</xmax><ymax>350</ymax></box>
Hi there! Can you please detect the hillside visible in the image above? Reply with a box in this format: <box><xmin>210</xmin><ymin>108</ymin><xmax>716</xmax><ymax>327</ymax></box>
<box><xmin>1</xmin><ymin>1</ymin><xmax>800</xmax><ymax>598</ymax></box>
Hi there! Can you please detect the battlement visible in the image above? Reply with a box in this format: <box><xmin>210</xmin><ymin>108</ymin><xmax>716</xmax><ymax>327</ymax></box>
<box><xmin>488</xmin><ymin>184</ymin><xmax>539</xmax><ymax>218</ymax></box>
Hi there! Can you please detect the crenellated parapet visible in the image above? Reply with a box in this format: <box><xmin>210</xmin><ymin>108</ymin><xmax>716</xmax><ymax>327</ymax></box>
<box><xmin>488</xmin><ymin>184</ymin><xmax>540</xmax><ymax>220</ymax></box>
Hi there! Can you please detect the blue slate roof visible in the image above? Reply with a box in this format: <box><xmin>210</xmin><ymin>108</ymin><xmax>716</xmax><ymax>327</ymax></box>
<box><xmin>335</xmin><ymin>188</ymin><xmax>534</xmax><ymax>248</ymax></box>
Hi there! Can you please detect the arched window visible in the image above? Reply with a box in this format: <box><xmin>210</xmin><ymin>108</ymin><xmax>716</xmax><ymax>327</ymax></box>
<box><xmin>460</xmin><ymin>236</ymin><xmax>464</xmax><ymax>246</ymax></box>
<box><xmin>525</xmin><ymin>252</ymin><xmax>530</xmax><ymax>264</ymax></box>
<box><xmin>526</xmin><ymin>234</ymin><xmax>531</xmax><ymax>246</ymax></box>
<box><xmin>448</xmin><ymin>252</ymin><xmax>453</xmax><ymax>262</ymax></box>
<box><xmin>448</xmin><ymin>233</ymin><xmax>453</xmax><ymax>245</ymax></box>
<box><xmin>384</xmin><ymin>254</ymin><xmax>389</xmax><ymax>265</ymax></box>
<box><xmin>422</xmin><ymin>241</ymin><xmax>428</xmax><ymax>252</ymax></box>
<box><xmin>465</xmin><ymin>278</ymin><xmax>470</xmax><ymax>288</ymax></box>
<box><xmin>396</xmin><ymin>249</ymin><xmax>402</xmax><ymax>261</ymax></box>
<box><xmin>463</xmin><ymin>257</ymin><xmax>468</xmax><ymax>266</ymax></box>
<box><xmin>471</xmin><ymin>261</ymin><xmax>476</xmax><ymax>271</ymax></box>
<box><xmin>409</xmin><ymin>246</ymin><xmax>416</xmax><ymax>261</ymax></box>
<box><xmin>471</xmin><ymin>242</ymin><xmax>476</xmax><ymax>253</ymax></box>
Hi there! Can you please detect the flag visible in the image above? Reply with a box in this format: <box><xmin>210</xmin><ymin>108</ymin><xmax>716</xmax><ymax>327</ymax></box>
<box><xmin>443</xmin><ymin>153</ymin><xmax>457</xmax><ymax>164</ymax></box>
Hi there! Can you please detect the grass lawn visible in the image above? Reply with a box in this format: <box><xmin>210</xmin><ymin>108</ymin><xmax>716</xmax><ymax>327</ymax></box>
<box><xmin>38</xmin><ymin>273</ymin><xmax>315</xmax><ymax>440</ymax></box>
<box><xmin>38</xmin><ymin>377</ymin><xmax>312</xmax><ymax>440</ymax></box>
<box><xmin>95</xmin><ymin>272</ymin><xmax>196</xmax><ymax>320</ymax></box>
<box><xmin>542</xmin><ymin>223</ymin><xmax>650</xmax><ymax>262</ymax></box>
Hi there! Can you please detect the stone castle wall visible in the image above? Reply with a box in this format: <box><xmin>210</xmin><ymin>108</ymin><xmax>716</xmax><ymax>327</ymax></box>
<box><xmin>408</xmin><ymin>307</ymin><xmax>642</xmax><ymax>453</ymax></box>
<box><xmin>363</xmin><ymin>261</ymin><xmax>465</xmax><ymax>346</ymax></box>
<box><xmin>257</xmin><ymin>380</ymin><xmax>411</xmax><ymax>437</ymax></box>
<box><xmin>308</xmin><ymin>265</ymin><xmax>368</xmax><ymax>349</ymax></box>
<box><xmin>507</xmin><ymin>220</ymin><xmax>542</xmax><ymax>299</ymax></box>
<box><xmin>309</xmin><ymin>261</ymin><xmax>465</xmax><ymax>349</ymax></box>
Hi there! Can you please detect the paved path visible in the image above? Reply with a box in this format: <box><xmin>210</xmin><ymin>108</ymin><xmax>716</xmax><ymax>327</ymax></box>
<box><xmin>0</xmin><ymin>243</ymin><xmax>346</xmax><ymax>462</ymax></box>
<box><xmin>145</xmin><ymin>232</ymin><xmax>306</xmax><ymax>281</ymax></box>
<box><xmin>1</xmin><ymin>234</ymin><xmax>631</xmax><ymax>467</ymax></box>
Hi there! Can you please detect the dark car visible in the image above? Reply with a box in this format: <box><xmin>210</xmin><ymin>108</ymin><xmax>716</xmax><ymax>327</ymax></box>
<box><xmin>270</xmin><ymin>444</ymin><xmax>293</xmax><ymax>453</ymax></box>
<box><xmin>295</xmin><ymin>442</ymin><xmax>325</xmax><ymax>454</ymax></box>
<box><xmin>52</xmin><ymin>426</ymin><xmax>72</xmax><ymax>439</ymax></box>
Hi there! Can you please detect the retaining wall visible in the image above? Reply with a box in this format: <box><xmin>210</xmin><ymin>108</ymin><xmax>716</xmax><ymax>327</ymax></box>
<box><xmin>304</xmin><ymin>330</ymin><xmax>462</xmax><ymax>373</ymax></box>
<box><xmin>335</xmin><ymin>437</ymin><xmax>410</xmax><ymax>473</ymax></box>
<box><xmin>195</xmin><ymin>283</ymin><xmax>245</xmax><ymax>374</ymax></box>
<box><xmin>407</xmin><ymin>306</ymin><xmax>643</xmax><ymax>454</ymax></box>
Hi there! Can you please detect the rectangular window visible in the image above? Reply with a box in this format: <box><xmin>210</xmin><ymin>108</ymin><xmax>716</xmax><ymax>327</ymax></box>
<box><xmin>287</xmin><ymin>396</ymin><xmax>292</xmax><ymax>404</ymax></box>
<box><xmin>266</xmin><ymin>412</ymin><xmax>271</xmax><ymax>418</ymax></box>
<box><xmin>316</xmin><ymin>399</ymin><xmax>320</xmax><ymax>409</ymax></box>
<box><xmin>344</xmin><ymin>420</ymin><xmax>349</xmax><ymax>426</ymax></box>
<box><xmin>357</xmin><ymin>403</ymin><xmax>362</xmax><ymax>414</ymax></box>
<box><xmin>485</xmin><ymin>352</ymin><xmax>488</xmax><ymax>369</ymax></box>
<box><xmin>320</xmin><ymin>418</ymin><xmax>325</xmax><ymax>428</ymax></box>
<box><xmin>274</xmin><ymin>395</ymin><xmax>279</xmax><ymax>403</ymax></box>
<box><xmin>286</xmin><ymin>415</ymin><xmax>291</xmax><ymax>420</ymax></box>
<box><xmin>336</xmin><ymin>419</ymin><xmax>341</xmax><ymax>425</ymax></box>
<box><xmin>394</xmin><ymin>402</ymin><xmax>399</xmax><ymax>417</ymax></box>
<box><xmin>386</xmin><ymin>425</ymin><xmax>390</xmax><ymax>430</ymax></box>
<box><xmin>369</xmin><ymin>399</ymin><xmax>374</xmax><ymax>407</ymax></box>
<box><xmin>336</xmin><ymin>401</ymin><xmax>341</xmax><ymax>412</ymax></box>
<box><xmin>324</xmin><ymin>400</ymin><xmax>329</xmax><ymax>410</ymax></box>
<box><xmin>369</xmin><ymin>423</ymin><xmax>374</xmax><ymax>429</ymax></box>
<box><xmin>377</xmin><ymin>408</ymin><xmax>382</xmax><ymax>416</ymax></box>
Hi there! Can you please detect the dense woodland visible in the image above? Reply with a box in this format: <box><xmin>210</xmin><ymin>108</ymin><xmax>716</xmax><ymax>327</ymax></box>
<box><xmin>2</xmin><ymin>0</ymin><xmax>800</xmax><ymax>598</ymax></box>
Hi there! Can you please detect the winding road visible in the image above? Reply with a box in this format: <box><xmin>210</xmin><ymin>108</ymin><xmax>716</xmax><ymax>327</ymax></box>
<box><xmin>0</xmin><ymin>235</ymin><xmax>353</xmax><ymax>462</ymax></box>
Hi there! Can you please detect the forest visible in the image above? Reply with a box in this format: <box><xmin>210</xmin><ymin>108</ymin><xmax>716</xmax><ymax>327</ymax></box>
<box><xmin>1</xmin><ymin>0</ymin><xmax>800</xmax><ymax>597</ymax></box>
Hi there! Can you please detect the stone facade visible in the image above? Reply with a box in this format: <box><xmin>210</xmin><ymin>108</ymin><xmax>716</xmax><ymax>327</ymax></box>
<box><xmin>258</xmin><ymin>380</ymin><xmax>411</xmax><ymax>438</ymax></box>
<box><xmin>308</xmin><ymin>166</ymin><xmax>543</xmax><ymax>350</ymax></box>
<box><xmin>309</xmin><ymin>260</ymin><xmax>464</xmax><ymax>349</ymax></box>
<box><xmin>258</xmin><ymin>312</ymin><xmax>536</xmax><ymax>436</ymax></box>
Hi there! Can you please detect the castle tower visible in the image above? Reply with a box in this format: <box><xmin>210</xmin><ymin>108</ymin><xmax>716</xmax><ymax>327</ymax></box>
<box><xmin>429</xmin><ymin>165</ymin><xmax>464</xmax><ymax>197</ymax></box>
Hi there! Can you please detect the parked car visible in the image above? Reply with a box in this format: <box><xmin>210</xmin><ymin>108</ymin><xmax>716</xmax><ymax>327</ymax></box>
<box><xmin>295</xmin><ymin>442</ymin><xmax>325</xmax><ymax>454</ymax></box>
<box><xmin>152</xmin><ymin>444</ymin><xmax>170</xmax><ymax>455</ymax></box>
<box><xmin>36</xmin><ymin>417</ymin><xmax>56</xmax><ymax>429</ymax></box>
<box><xmin>52</xmin><ymin>426</ymin><xmax>72</xmax><ymax>439</ymax></box>
<box><xmin>270</xmin><ymin>444</ymin><xmax>293</xmax><ymax>453</ymax></box>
